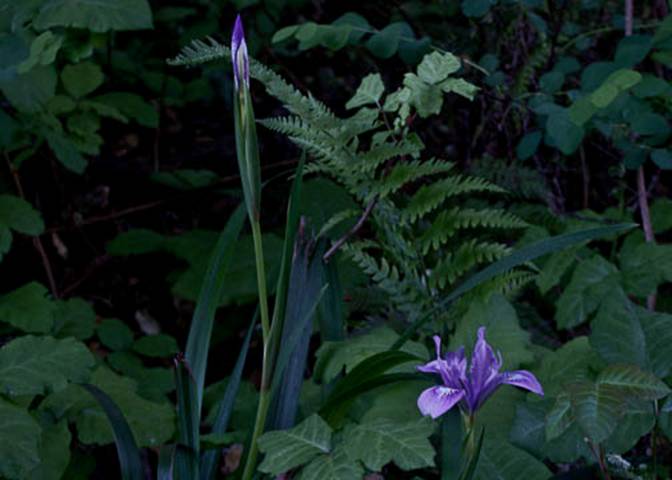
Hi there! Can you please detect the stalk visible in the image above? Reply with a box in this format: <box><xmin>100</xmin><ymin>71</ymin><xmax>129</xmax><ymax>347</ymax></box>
<box><xmin>240</xmin><ymin>219</ymin><xmax>273</xmax><ymax>480</ymax></box>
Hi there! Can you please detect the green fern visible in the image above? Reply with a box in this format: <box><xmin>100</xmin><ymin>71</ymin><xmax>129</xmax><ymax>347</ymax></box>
<box><xmin>170</xmin><ymin>39</ymin><xmax>531</xmax><ymax>330</ymax></box>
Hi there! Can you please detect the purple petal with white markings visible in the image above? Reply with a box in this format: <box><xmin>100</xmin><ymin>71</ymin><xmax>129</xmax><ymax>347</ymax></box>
<box><xmin>417</xmin><ymin>386</ymin><xmax>465</xmax><ymax>419</ymax></box>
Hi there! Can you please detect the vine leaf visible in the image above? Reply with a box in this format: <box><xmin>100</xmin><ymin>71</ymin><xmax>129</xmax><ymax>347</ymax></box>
<box><xmin>343</xmin><ymin>417</ymin><xmax>435</xmax><ymax>471</ymax></box>
<box><xmin>258</xmin><ymin>414</ymin><xmax>332</xmax><ymax>475</ymax></box>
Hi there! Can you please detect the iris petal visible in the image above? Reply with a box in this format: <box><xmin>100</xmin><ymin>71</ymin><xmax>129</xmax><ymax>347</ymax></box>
<box><xmin>500</xmin><ymin>370</ymin><xmax>544</xmax><ymax>396</ymax></box>
<box><xmin>417</xmin><ymin>386</ymin><xmax>465</xmax><ymax>419</ymax></box>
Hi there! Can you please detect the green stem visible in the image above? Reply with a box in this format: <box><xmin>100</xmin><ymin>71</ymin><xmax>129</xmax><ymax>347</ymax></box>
<box><xmin>251</xmin><ymin>218</ymin><xmax>271</xmax><ymax>342</ymax></box>
<box><xmin>241</xmin><ymin>361</ymin><xmax>271</xmax><ymax>480</ymax></box>
<box><xmin>241</xmin><ymin>217</ymin><xmax>272</xmax><ymax>480</ymax></box>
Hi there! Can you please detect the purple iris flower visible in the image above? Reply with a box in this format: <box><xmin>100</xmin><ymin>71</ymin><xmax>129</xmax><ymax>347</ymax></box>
<box><xmin>231</xmin><ymin>15</ymin><xmax>249</xmax><ymax>90</ymax></box>
<box><xmin>417</xmin><ymin>327</ymin><xmax>543</xmax><ymax>419</ymax></box>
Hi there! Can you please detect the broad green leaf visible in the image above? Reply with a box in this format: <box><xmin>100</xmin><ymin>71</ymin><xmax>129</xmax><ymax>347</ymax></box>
<box><xmin>0</xmin><ymin>282</ymin><xmax>54</xmax><ymax>333</ymax></box>
<box><xmin>604</xmin><ymin>406</ymin><xmax>655</xmax><ymax>454</ymax></box>
<box><xmin>365</xmin><ymin>22</ymin><xmax>406</xmax><ymax>59</ymax></box>
<box><xmin>591</xmin><ymin>295</ymin><xmax>672</xmax><ymax>377</ymax></box>
<box><xmin>0</xmin><ymin>399</ymin><xmax>41</xmax><ymax>479</ymax></box>
<box><xmin>651</xmin><ymin>197</ymin><xmax>672</xmax><ymax>233</ymax></box>
<box><xmin>0</xmin><ymin>335</ymin><xmax>94</xmax><ymax>397</ymax></box>
<box><xmin>509</xmin><ymin>402</ymin><xmax>547</xmax><ymax>457</ymax></box>
<box><xmin>630</xmin><ymin>112</ymin><xmax>670</xmax><ymax>137</ymax></box>
<box><xmin>404</xmin><ymin>72</ymin><xmax>443</xmax><ymax>117</ymax></box>
<box><xmin>462</xmin><ymin>0</ymin><xmax>492</xmax><ymax>17</ymax></box>
<box><xmin>535</xmin><ymin>247</ymin><xmax>578</xmax><ymax>294</ymax></box>
<box><xmin>42</xmin><ymin>366</ymin><xmax>174</xmax><ymax>447</ymax></box>
<box><xmin>0</xmin><ymin>65</ymin><xmax>57</xmax><ymax>113</ymax></box>
<box><xmin>545</xmin><ymin>393</ymin><xmax>573</xmax><ymax>440</ymax></box>
<box><xmin>0</xmin><ymin>194</ymin><xmax>45</xmax><ymax>235</ymax></box>
<box><xmin>546</xmin><ymin>110</ymin><xmax>584</xmax><ymax>154</ymax></box>
<box><xmin>417</xmin><ymin>51</ymin><xmax>460</xmax><ymax>84</ymax></box>
<box><xmin>97</xmin><ymin>318</ymin><xmax>134</xmax><ymax>351</ymax></box>
<box><xmin>131</xmin><ymin>334</ymin><xmax>178</xmax><ymax>358</ymax></box>
<box><xmin>61</xmin><ymin>62</ymin><xmax>103</xmax><ymax>98</ymax></box>
<box><xmin>45</xmin><ymin>132</ymin><xmax>87</xmax><ymax>174</ymax></box>
<box><xmin>474</xmin><ymin>435</ymin><xmax>551</xmax><ymax>480</ymax></box>
<box><xmin>535</xmin><ymin>337</ymin><xmax>598</xmax><ymax>398</ymax></box>
<box><xmin>344</xmin><ymin>418</ymin><xmax>435</xmax><ymax>471</ymax></box>
<box><xmin>298</xmin><ymin>446</ymin><xmax>363</xmax><ymax>480</ymax></box>
<box><xmin>439</xmin><ymin>78</ymin><xmax>479</xmax><ymax>100</ymax></box>
<box><xmin>651</xmin><ymin>148</ymin><xmax>672</xmax><ymax>169</ymax></box>
<box><xmin>151</xmin><ymin>169</ymin><xmax>219</xmax><ymax>190</ymax></box>
<box><xmin>258</xmin><ymin>414</ymin><xmax>332</xmax><ymax>475</ymax></box>
<box><xmin>598</xmin><ymin>364</ymin><xmax>670</xmax><ymax>399</ymax></box>
<box><xmin>17</xmin><ymin>32</ymin><xmax>63</xmax><ymax>74</ymax></box>
<box><xmin>30</xmin><ymin>420</ymin><xmax>71</xmax><ymax>480</ymax></box>
<box><xmin>93</xmin><ymin>92</ymin><xmax>158</xmax><ymax>128</ymax></box>
<box><xmin>52</xmin><ymin>298</ymin><xmax>96</xmax><ymax>340</ymax></box>
<box><xmin>345</xmin><ymin>73</ymin><xmax>384</xmax><ymax>109</ymax></box>
<box><xmin>619</xmin><ymin>241</ymin><xmax>672</xmax><ymax>296</ymax></box>
<box><xmin>516</xmin><ymin>131</ymin><xmax>542</xmax><ymax>160</ymax></box>
<box><xmin>315</xmin><ymin>326</ymin><xmax>425</xmax><ymax>383</ymax></box>
<box><xmin>451</xmin><ymin>294</ymin><xmax>533</xmax><ymax>370</ymax></box>
<box><xmin>34</xmin><ymin>0</ymin><xmax>153</xmax><ymax>32</ymax></box>
<box><xmin>615</xmin><ymin>35</ymin><xmax>653</xmax><ymax>66</ymax></box>
<box><xmin>555</xmin><ymin>255</ymin><xmax>620</xmax><ymax>329</ymax></box>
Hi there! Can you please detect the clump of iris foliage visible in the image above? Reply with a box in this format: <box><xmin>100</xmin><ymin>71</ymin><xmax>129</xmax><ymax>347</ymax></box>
<box><xmin>0</xmin><ymin>1</ymin><xmax>671</xmax><ymax>480</ymax></box>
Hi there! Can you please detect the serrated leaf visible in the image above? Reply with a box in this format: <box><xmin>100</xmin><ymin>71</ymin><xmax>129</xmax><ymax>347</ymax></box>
<box><xmin>417</xmin><ymin>51</ymin><xmax>460</xmax><ymax>84</ymax></box>
<box><xmin>516</xmin><ymin>131</ymin><xmax>542</xmax><ymax>160</ymax></box>
<box><xmin>365</xmin><ymin>22</ymin><xmax>406</xmax><ymax>59</ymax></box>
<box><xmin>0</xmin><ymin>335</ymin><xmax>94</xmax><ymax>397</ymax></box>
<box><xmin>315</xmin><ymin>326</ymin><xmax>425</xmax><ymax>383</ymax></box>
<box><xmin>45</xmin><ymin>132</ymin><xmax>87</xmax><ymax>174</ymax></box>
<box><xmin>29</xmin><ymin>420</ymin><xmax>72</xmax><ymax>480</ymax></box>
<box><xmin>0</xmin><ymin>194</ymin><xmax>45</xmax><ymax>236</ymax></box>
<box><xmin>450</xmin><ymin>294</ymin><xmax>533</xmax><ymax>370</ymax></box>
<box><xmin>546</xmin><ymin>110</ymin><xmax>584</xmax><ymax>155</ymax></box>
<box><xmin>0</xmin><ymin>282</ymin><xmax>54</xmax><ymax>333</ymax></box>
<box><xmin>0</xmin><ymin>399</ymin><xmax>41</xmax><ymax>479</ymax></box>
<box><xmin>93</xmin><ymin>92</ymin><xmax>158</xmax><ymax>128</ymax></box>
<box><xmin>345</xmin><ymin>73</ymin><xmax>384</xmax><ymax>110</ymax></box>
<box><xmin>555</xmin><ymin>255</ymin><xmax>620</xmax><ymax>329</ymax></box>
<box><xmin>258</xmin><ymin>414</ymin><xmax>332</xmax><ymax>475</ymax></box>
<box><xmin>61</xmin><ymin>62</ymin><xmax>103</xmax><ymax>98</ymax></box>
<box><xmin>298</xmin><ymin>446</ymin><xmax>363</xmax><ymax>480</ymax></box>
<box><xmin>591</xmin><ymin>294</ymin><xmax>672</xmax><ymax>378</ymax></box>
<box><xmin>343</xmin><ymin>417</ymin><xmax>435</xmax><ymax>471</ymax></box>
<box><xmin>474</xmin><ymin>435</ymin><xmax>552</xmax><ymax>480</ymax></box>
<box><xmin>34</xmin><ymin>0</ymin><xmax>153</xmax><ymax>32</ymax></box>
<box><xmin>17</xmin><ymin>31</ymin><xmax>63</xmax><ymax>75</ymax></box>
<box><xmin>52</xmin><ymin>298</ymin><xmax>96</xmax><ymax>340</ymax></box>
<box><xmin>535</xmin><ymin>337</ymin><xmax>598</xmax><ymax>398</ymax></box>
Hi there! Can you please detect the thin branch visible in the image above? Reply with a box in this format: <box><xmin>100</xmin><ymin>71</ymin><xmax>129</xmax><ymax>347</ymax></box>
<box><xmin>4</xmin><ymin>153</ymin><xmax>59</xmax><ymax>298</ymax></box>
<box><xmin>323</xmin><ymin>197</ymin><xmax>377</xmax><ymax>262</ymax></box>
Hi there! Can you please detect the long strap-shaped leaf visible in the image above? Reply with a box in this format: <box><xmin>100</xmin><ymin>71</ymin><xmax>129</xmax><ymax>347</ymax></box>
<box><xmin>157</xmin><ymin>445</ymin><xmax>176</xmax><ymax>480</ymax></box>
<box><xmin>82</xmin><ymin>384</ymin><xmax>144</xmax><ymax>480</ymax></box>
<box><xmin>268</xmin><ymin>236</ymin><xmax>325</xmax><ymax>430</ymax></box>
<box><xmin>200</xmin><ymin>316</ymin><xmax>256</xmax><ymax>480</ymax></box>
<box><xmin>392</xmin><ymin>223</ymin><xmax>636</xmax><ymax>349</ymax></box>
<box><xmin>185</xmin><ymin>205</ymin><xmax>246</xmax><ymax>415</ymax></box>
<box><xmin>175</xmin><ymin>357</ymin><xmax>200</xmax><ymax>479</ymax></box>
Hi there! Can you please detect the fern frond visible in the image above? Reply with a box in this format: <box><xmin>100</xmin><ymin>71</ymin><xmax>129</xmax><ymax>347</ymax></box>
<box><xmin>428</xmin><ymin>240</ymin><xmax>510</xmax><ymax>289</ymax></box>
<box><xmin>419</xmin><ymin>208</ymin><xmax>527</xmax><ymax>253</ymax></box>
<box><xmin>402</xmin><ymin>176</ymin><xmax>506</xmax><ymax>224</ymax></box>
<box><xmin>359</xmin><ymin>134</ymin><xmax>424</xmax><ymax>173</ymax></box>
<box><xmin>168</xmin><ymin>37</ymin><xmax>230</xmax><ymax>66</ymax></box>
<box><xmin>371</xmin><ymin>159</ymin><xmax>455</xmax><ymax>198</ymax></box>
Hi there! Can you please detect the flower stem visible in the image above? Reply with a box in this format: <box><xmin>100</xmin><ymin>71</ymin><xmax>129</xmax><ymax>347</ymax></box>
<box><xmin>251</xmin><ymin>218</ymin><xmax>271</xmax><ymax>341</ymax></box>
<box><xmin>241</xmin><ymin>359</ymin><xmax>271</xmax><ymax>480</ymax></box>
<box><xmin>240</xmin><ymin>217</ymin><xmax>272</xmax><ymax>480</ymax></box>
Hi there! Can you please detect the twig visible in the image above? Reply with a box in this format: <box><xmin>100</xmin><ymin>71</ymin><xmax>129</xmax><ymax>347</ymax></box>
<box><xmin>323</xmin><ymin>197</ymin><xmax>377</xmax><ymax>262</ymax></box>
<box><xmin>625</xmin><ymin>0</ymin><xmax>657</xmax><ymax>310</ymax></box>
<box><xmin>4</xmin><ymin>153</ymin><xmax>59</xmax><ymax>298</ymax></box>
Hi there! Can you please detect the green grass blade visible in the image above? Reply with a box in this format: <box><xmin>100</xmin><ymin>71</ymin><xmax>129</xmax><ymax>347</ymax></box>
<box><xmin>200</xmin><ymin>316</ymin><xmax>256</xmax><ymax>480</ymax></box>
<box><xmin>82</xmin><ymin>384</ymin><xmax>143</xmax><ymax>480</ymax></box>
<box><xmin>266</xmin><ymin>154</ymin><xmax>305</xmax><ymax>380</ymax></box>
<box><xmin>185</xmin><ymin>205</ymin><xmax>246</xmax><ymax>415</ymax></box>
<box><xmin>318</xmin><ymin>257</ymin><xmax>345</xmax><ymax>342</ymax></box>
<box><xmin>174</xmin><ymin>356</ymin><xmax>200</xmax><ymax>479</ymax></box>
<box><xmin>157</xmin><ymin>445</ymin><xmax>176</xmax><ymax>480</ymax></box>
<box><xmin>393</xmin><ymin>223</ymin><xmax>637</xmax><ymax>349</ymax></box>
